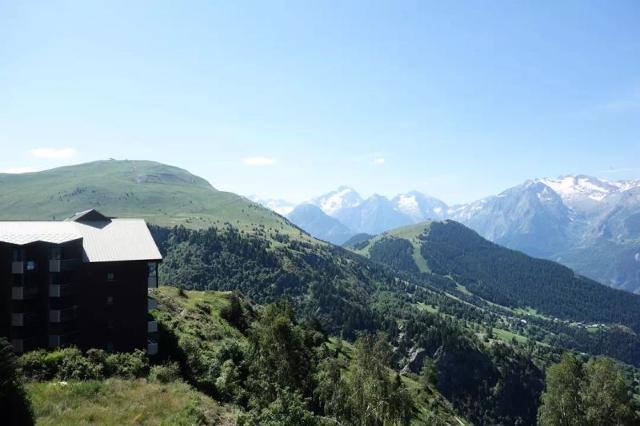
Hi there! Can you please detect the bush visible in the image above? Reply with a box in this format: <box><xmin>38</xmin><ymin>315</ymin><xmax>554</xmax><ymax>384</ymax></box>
<box><xmin>105</xmin><ymin>350</ymin><xmax>149</xmax><ymax>379</ymax></box>
<box><xmin>149</xmin><ymin>362</ymin><xmax>182</xmax><ymax>384</ymax></box>
<box><xmin>17</xmin><ymin>350</ymin><xmax>50</xmax><ymax>381</ymax></box>
<box><xmin>18</xmin><ymin>347</ymin><xmax>149</xmax><ymax>381</ymax></box>
<box><xmin>18</xmin><ymin>347</ymin><xmax>101</xmax><ymax>381</ymax></box>
<box><xmin>57</xmin><ymin>347</ymin><xmax>102</xmax><ymax>380</ymax></box>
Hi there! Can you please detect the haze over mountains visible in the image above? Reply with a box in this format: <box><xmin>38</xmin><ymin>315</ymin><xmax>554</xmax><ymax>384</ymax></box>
<box><xmin>253</xmin><ymin>175</ymin><xmax>640</xmax><ymax>293</ymax></box>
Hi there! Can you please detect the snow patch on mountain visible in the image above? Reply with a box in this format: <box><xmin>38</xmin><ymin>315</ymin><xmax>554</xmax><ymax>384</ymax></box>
<box><xmin>394</xmin><ymin>194</ymin><xmax>422</xmax><ymax>219</ymax></box>
<box><xmin>311</xmin><ymin>186</ymin><xmax>363</xmax><ymax>216</ymax></box>
<box><xmin>538</xmin><ymin>176</ymin><xmax>617</xmax><ymax>202</ymax></box>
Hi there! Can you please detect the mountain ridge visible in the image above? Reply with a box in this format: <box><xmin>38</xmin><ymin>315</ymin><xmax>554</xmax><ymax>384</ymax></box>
<box><xmin>264</xmin><ymin>175</ymin><xmax>640</xmax><ymax>293</ymax></box>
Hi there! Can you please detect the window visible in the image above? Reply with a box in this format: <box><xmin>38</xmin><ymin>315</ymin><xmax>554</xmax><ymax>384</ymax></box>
<box><xmin>106</xmin><ymin>296</ymin><xmax>114</xmax><ymax>306</ymax></box>
<box><xmin>50</xmin><ymin>246</ymin><xmax>61</xmax><ymax>260</ymax></box>
<box><xmin>12</xmin><ymin>248</ymin><xmax>24</xmax><ymax>262</ymax></box>
<box><xmin>107</xmin><ymin>272</ymin><xmax>115</xmax><ymax>282</ymax></box>
<box><xmin>26</xmin><ymin>261</ymin><xmax>36</xmax><ymax>271</ymax></box>
<box><xmin>106</xmin><ymin>342</ymin><xmax>114</xmax><ymax>352</ymax></box>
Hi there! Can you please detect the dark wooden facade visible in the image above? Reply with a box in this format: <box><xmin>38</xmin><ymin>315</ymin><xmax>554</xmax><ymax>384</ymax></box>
<box><xmin>0</xmin><ymin>231</ymin><xmax>159</xmax><ymax>354</ymax></box>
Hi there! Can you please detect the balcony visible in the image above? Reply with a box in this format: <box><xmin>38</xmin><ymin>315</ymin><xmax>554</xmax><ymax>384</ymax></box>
<box><xmin>147</xmin><ymin>340</ymin><xmax>158</xmax><ymax>356</ymax></box>
<box><xmin>11</xmin><ymin>338</ymin><xmax>36</xmax><ymax>353</ymax></box>
<box><xmin>49</xmin><ymin>307</ymin><xmax>77</xmax><ymax>323</ymax></box>
<box><xmin>147</xmin><ymin>320</ymin><xmax>158</xmax><ymax>333</ymax></box>
<box><xmin>11</xmin><ymin>312</ymin><xmax>37</xmax><ymax>327</ymax></box>
<box><xmin>49</xmin><ymin>259</ymin><xmax>81</xmax><ymax>273</ymax></box>
<box><xmin>49</xmin><ymin>284</ymin><xmax>74</xmax><ymax>298</ymax></box>
<box><xmin>11</xmin><ymin>285</ymin><xmax>38</xmax><ymax>300</ymax></box>
<box><xmin>12</xmin><ymin>261</ymin><xmax>24</xmax><ymax>274</ymax></box>
<box><xmin>148</xmin><ymin>297</ymin><xmax>157</xmax><ymax>311</ymax></box>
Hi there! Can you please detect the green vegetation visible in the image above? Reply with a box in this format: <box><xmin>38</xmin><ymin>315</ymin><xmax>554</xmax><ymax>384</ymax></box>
<box><xmin>17</xmin><ymin>347</ymin><xmax>149</xmax><ymax>381</ymax></box>
<box><xmin>26</xmin><ymin>379</ymin><xmax>234</xmax><ymax>426</ymax></box>
<box><xmin>150</xmin><ymin>287</ymin><xmax>460</xmax><ymax>425</ymax></box>
<box><xmin>353</xmin><ymin>220</ymin><xmax>640</xmax><ymax>366</ymax></box>
<box><xmin>6</xmin><ymin>161</ymin><xmax>640</xmax><ymax>424</ymax></box>
<box><xmin>538</xmin><ymin>354</ymin><xmax>638</xmax><ymax>425</ymax></box>
<box><xmin>0</xmin><ymin>160</ymin><xmax>312</xmax><ymax>241</ymax></box>
<box><xmin>0</xmin><ymin>337</ymin><xmax>33</xmax><ymax>425</ymax></box>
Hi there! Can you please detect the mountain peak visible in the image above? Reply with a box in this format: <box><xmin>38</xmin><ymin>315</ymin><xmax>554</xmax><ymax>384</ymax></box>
<box><xmin>537</xmin><ymin>175</ymin><xmax>617</xmax><ymax>203</ymax></box>
<box><xmin>311</xmin><ymin>186</ymin><xmax>363</xmax><ymax>216</ymax></box>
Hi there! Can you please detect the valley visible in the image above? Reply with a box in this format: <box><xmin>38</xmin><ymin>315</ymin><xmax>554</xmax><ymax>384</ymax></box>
<box><xmin>3</xmin><ymin>160</ymin><xmax>640</xmax><ymax>425</ymax></box>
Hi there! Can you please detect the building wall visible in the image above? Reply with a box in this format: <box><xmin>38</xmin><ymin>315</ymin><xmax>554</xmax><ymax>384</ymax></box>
<box><xmin>76</xmin><ymin>261</ymin><xmax>149</xmax><ymax>352</ymax></box>
<box><xmin>0</xmin><ymin>241</ymin><xmax>155</xmax><ymax>353</ymax></box>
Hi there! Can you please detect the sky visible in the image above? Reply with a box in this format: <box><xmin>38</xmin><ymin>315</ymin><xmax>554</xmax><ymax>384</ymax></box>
<box><xmin>1</xmin><ymin>1</ymin><xmax>639</xmax><ymax>205</ymax></box>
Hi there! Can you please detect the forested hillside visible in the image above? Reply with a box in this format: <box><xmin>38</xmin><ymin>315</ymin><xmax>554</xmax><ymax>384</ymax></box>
<box><xmin>3</xmin><ymin>161</ymin><xmax>640</xmax><ymax>424</ymax></box>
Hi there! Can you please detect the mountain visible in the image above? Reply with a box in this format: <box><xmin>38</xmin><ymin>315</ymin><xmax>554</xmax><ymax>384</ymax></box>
<box><xmin>351</xmin><ymin>219</ymin><xmax>640</xmax><ymax>365</ymax></box>
<box><xmin>306</xmin><ymin>187</ymin><xmax>448</xmax><ymax>235</ymax></box>
<box><xmin>392</xmin><ymin>191</ymin><xmax>448</xmax><ymax>222</ymax></box>
<box><xmin>0</xmin><ymin>160</ymin><xmax>308</xmax><ymax>240</ymax></box>
<box><xmin>286</xmin><ymin>203</ymin><xmax>354</xmax><ymax>244</ymax></box>
<box><xmin>450</xmin><ymin>175</ymin><xmax>640</xmax><ymax>292</ymax></box>
<box><xmin>310</xmin><ymin>185</ymin><xmax>363</xmax><ymax>216</ymax></box>
<box><xmin>333</xmin><ymin>194</ymin><xmax>413</xmax><ymax>234</ymax></box>
<box><xmin>449</xmin><ymin>181</ymin><xmax>573</xmax><ymax>258</ymax></box>
<box><xmin>5</xmin><ymin>160</ymin><xmax>640</xmax><ymax>423</ymax></box>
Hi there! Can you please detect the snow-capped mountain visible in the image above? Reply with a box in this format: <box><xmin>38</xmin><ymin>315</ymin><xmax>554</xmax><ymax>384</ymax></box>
<box><xmin>304</xmin><ymin>187</ymin><xmax>448</xmax><ymax>235</ymax></box>
<box><xmin>266</xmin><ymin>175</ymin><xmax>640</xmax><ymax>293</ymax></box>
<box><xmin>448</xmin><ymin>180</ymin><xmax>573</xmax><ymax>258</ymax></box>
<box><xmin>392</xmin><ymin>191</ymin><xmax>448</xmax><ymax>222</ymax></box>
<box><xmin>449</xmin><ymin>175</ymin><xmax>640</xmax><ymax>293</ymax></box>
<box><xmin>334</xmin><ymin>194</ymin><xmax>412</xmax><ymax>234</ymax></box>
<box><xmin>310</xmin><ymin>186</ymin><xmax>363</xmax><ymax>216</ymax></box>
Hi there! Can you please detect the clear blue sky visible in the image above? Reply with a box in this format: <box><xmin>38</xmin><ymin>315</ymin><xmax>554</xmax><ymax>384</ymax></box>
<box><xmin>1</xmin><ymin>1</ymin><xmax>639</xmax><ymax>204</ymax></box>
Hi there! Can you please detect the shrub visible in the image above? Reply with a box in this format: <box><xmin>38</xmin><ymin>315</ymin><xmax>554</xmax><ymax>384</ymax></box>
<box><xmin>105</xmin><ymin>350</ymin><xmax>149</xmax><ymax>379</ymax></box>
<box><xmin>56</xmin><ymin>347</ymin><xmax>102</xmax><ymax>380</ymax></box>
<box><xmin>18</xmin><ymin>347</ymin><xmax>149</xmax><ymax>381</ymax></box>
<box><xmin>18</xmin><ymin>347</ymin><xmax>102</xmax><ymax>381</ymax></box>
<box><xmin>17</xmin><ymin>350</ymin><xmax>51</xmax><ymax>381</ymax></box>
<box><xmin>149</xmin><ymin>362</ymin><xmax>182</xmax><ymax>384</ymax></box>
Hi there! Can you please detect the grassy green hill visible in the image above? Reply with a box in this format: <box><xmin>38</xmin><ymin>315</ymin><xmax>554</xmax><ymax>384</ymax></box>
<box><xmin>0</xmin><ymin>160</ymin><xmax>310</xmax><ymax>240</ymax></box>
<box><xmin>351</xmin><ymin>220</ymin><xmax>640</xmax><ymax>366</ymax></box>
<box><xmin>352</xmin><ymin>220</ymin><xmax>640</xmax><ymax>329</ymax></box>
<box><xmin>6</xmin><ymin>160</ymin><xmax>640</xmax><ymax>423</ymax></box>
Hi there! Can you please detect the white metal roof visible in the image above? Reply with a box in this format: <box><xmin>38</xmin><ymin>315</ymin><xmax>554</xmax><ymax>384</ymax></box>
<box><xmin>0</xmin><ymin>213</ymin><xmax>162</xmax><ymax>263</ymax></box>
<box><xmin>74</xmin><ymin>219</ymin><xmax>162</xmax><ymax>263</ymax></box>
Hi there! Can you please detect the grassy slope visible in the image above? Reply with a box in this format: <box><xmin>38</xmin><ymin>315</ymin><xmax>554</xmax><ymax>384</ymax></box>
<box><xmin>150</xmin><ymin>286</ymin><xmax>467</xmax><ymax>425</ymax></box>
<box><xmin>353</xmin><ymin>222</ymin><xmax>433</xmax><ymax>272</ymax></box>
<box><xmin>0</xmin><ymin>160</ymin><xmax>312</xmax><ymax>240</ymax></box>
<box><xmin>26</xmin><ymin>379</ymin><xmax>235</xmax><ymax>426</ymax></box>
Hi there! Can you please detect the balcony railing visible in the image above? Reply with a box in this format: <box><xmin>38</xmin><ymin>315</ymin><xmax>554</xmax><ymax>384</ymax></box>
<box><xmin>12</xmin><ymin>261</ymin><xmax>24</xmax><ymax>274</ymax></box>
<box><xmin>49</xmin><ymin>307</ymin><xmax>77</xmax><ymax>323</ymax></box>
<box><xmin>11</xmin><ymin>285</ymin><xmax>38</xmax><ymax>300</ymax></box>
<box><xmin>11</xmin><ymin>337</ymin><xmax>36</xmax><ymax>353</ymax></box>
<box><xmin>49</xmin><ymin>284</ymin><xmax>74</xmax><ymax>298</ymax></box>
<box><xmin>147</xmin><ymin>340</ymin><xmax>158</xmax><ymax>356</ymax></box>
<box><xmin>49</xmin><ymin>259</ymin><xmax>81</xmax><ymax>273</ymax></box>
<box><xmin>148</xmin><ymin>297</ymin><xmax>157</xmax><ymax>311</ymax></box>
<box><xmin>11</xmin><ymin>312</ymin><xmax>37</xmax><ymax>327</ymax></box>
<box><xmin>48</xmin><ymin>331</ymin><xmax>78</xmax><ymax>348</ymax></box>
<box><xmin>147</xmin><ymin>320</ymin><xmax>158</xmax><ymax>333</ymax></box>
